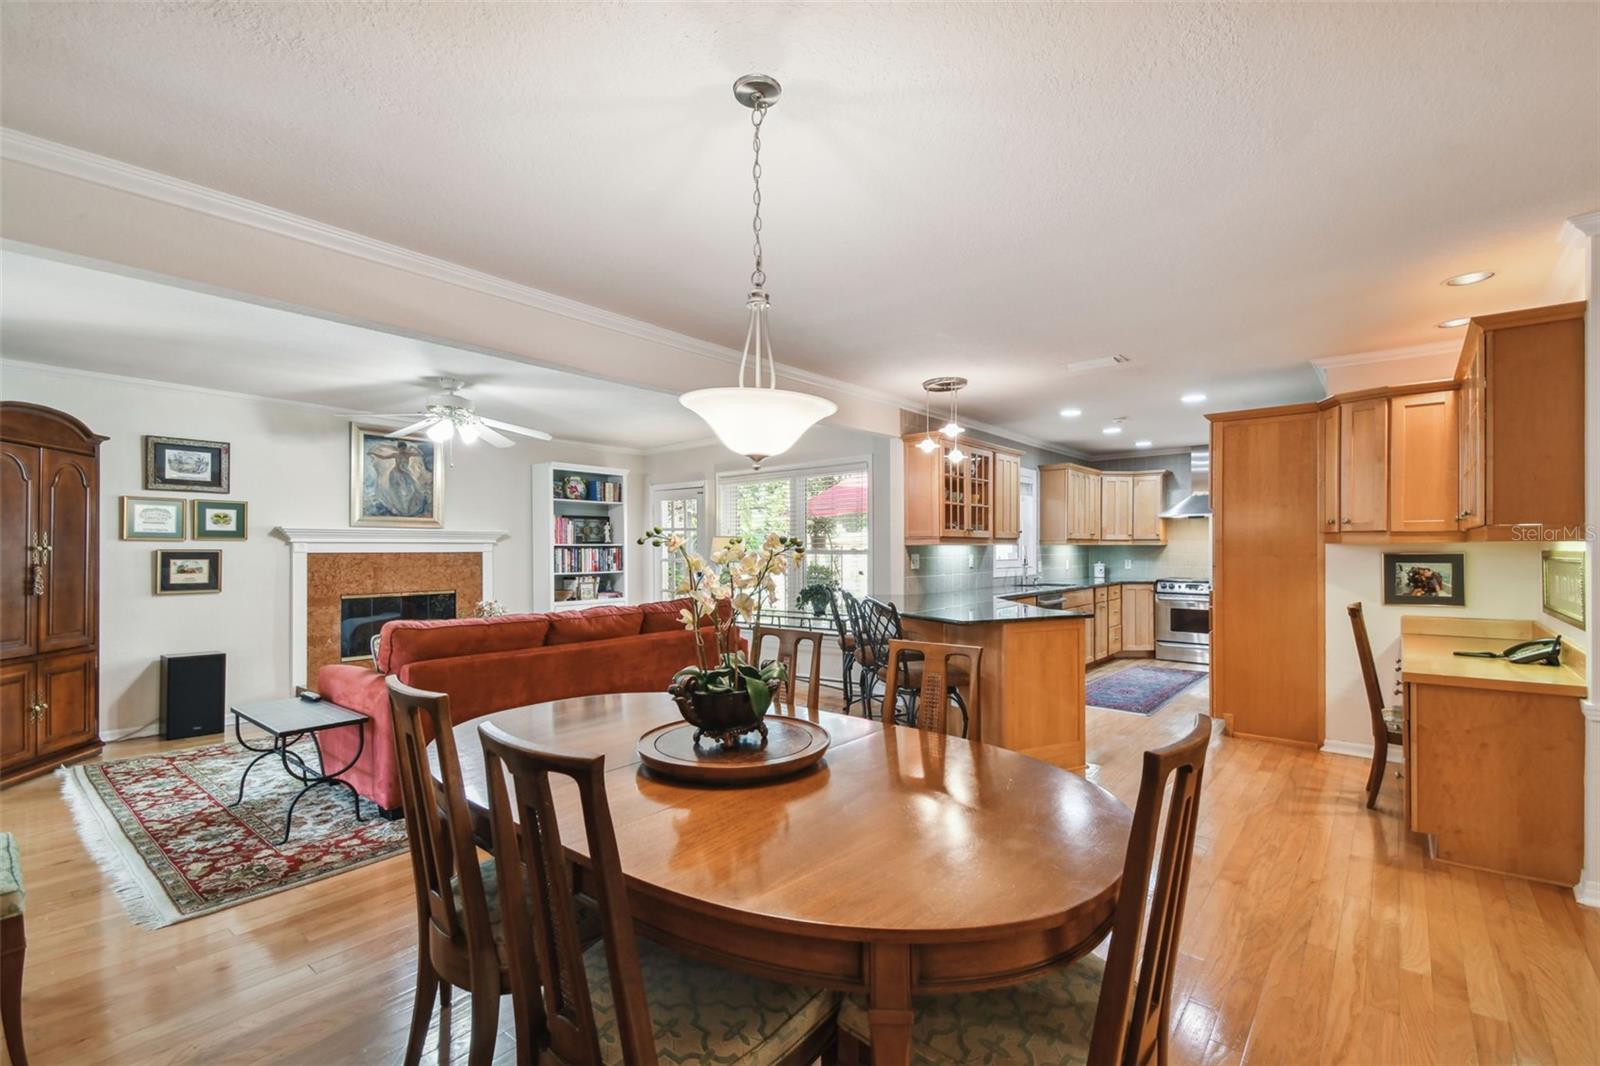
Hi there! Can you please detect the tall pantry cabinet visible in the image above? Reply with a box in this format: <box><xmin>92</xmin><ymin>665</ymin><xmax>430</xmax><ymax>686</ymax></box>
<box><xmin>1</xmin><ymin>403</ymin><xmax>105</xmax><ymax>786</ymax></box>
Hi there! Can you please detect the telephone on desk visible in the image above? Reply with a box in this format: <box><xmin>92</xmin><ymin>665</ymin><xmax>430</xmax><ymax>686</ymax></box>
<box><xmin>1453</xmin><ymin>635</ymin><xmax>1563</xmax><ymax>667</ymax></box>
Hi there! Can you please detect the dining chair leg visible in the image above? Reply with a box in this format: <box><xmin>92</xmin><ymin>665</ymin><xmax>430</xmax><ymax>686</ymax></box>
<box><xmin>466</xmin><ymin>983</ymin><xmax>500</xmax><ymax>1066</ymax></box>
<box><xmin>1366</xmin><ymin>739</ymin><xmax>1388</xmax><ymax>809</ymax></box>
<box><xmin>402</xmin><ymin>955</ymin><xmax>438</xmax><ymax>1066</ymax></box>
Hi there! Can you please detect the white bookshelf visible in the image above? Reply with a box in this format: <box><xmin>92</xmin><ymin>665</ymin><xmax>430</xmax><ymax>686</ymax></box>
<box><xmin>532</xmin><ymin>462</ymin><xmax>630</xmax><ymax>612</ymax></box>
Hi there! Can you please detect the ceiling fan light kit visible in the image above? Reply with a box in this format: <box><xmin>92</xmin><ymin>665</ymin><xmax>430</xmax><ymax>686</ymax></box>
<box><xmin>679</xmin><ymin>73</ymin><xmax>837</xmax><ymax>469</ymax></box>
<box><xmin>381</xmin><ymin>376</ymin><xmax>552</xmax><ymax>455</ymax></box>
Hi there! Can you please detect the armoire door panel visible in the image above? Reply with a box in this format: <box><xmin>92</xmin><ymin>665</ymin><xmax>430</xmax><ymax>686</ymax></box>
<box><xmin>39</xmin><ymin>449</ymin><xmax>97</xmax><ymax>653</ymax></box>
<box><xmin>0</xmin><ymin>444</ymin><xmax>39</xmax><ymax>659</ymax></box>
<box><xmin>37</xmin><ymin>651</ymin><xmax>96</xmax><ymax>757</ymax></box>
<box><xmin>0</xmin><ymin>661</ymin><xmax>35</xmax><ymax>772</ymax></box>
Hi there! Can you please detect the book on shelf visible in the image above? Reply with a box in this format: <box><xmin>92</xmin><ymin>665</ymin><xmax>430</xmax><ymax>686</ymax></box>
<box><xmin>552</xmin><ymin>515</ymin><xmax>614</xmax><ymax>545</ymax></box>
<box><xmin>554</xmin><ymin>546</ymin><xmax>623</xmax><ymax>574</ymax></box>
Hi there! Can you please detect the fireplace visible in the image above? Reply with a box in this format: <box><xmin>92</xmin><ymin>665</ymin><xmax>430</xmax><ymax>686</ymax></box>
<box><xmin>340</xmin><ymin>591</ymin><xmax>456</xmax><ymax>660</ymax></box>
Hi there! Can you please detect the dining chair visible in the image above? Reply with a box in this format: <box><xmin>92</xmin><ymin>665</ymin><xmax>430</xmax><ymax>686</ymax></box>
<box><xmin>751</xmin><ymin>624</ymin><xmax>826</xmax><ymax>716</ymax></box>
<box><xmin>884</xmin><ymin>639</ymin><xmax>981</xmax><ymax>737</ymax></box>
<box><xmin>827</xmin><ymin>591</ymin><xmax>861</xmax><ymax>713</ymax></box>
<box><xmin>1348</xmin><ymin>602</ymin><xmax>1404</xmax><ymax>809</ymax></box>
<box><xmin>387</xmin><ymin>678</ymin><xmax>509</xmax><ymax>1066</ymax></box>
<box><xmin>477</xmin><ymin>722</ymin><xmax>839</xmax><ymax>1066</ymax></box>
<box><xmin>835</xmin><ymin>714</ymin><xmax>1214</xmax><ymax>1066</ymax></box>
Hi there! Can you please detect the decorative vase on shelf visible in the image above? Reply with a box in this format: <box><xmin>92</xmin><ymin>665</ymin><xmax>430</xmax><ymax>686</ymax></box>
<box><xmin>562</xmin><ymin>475</ymin><xmax>586</xmax><ymax>499</ymax></box>
<box><xmin>638</xmin><ymin>528</ymin><xmax>802</xmax><ymax>750</ymax></box>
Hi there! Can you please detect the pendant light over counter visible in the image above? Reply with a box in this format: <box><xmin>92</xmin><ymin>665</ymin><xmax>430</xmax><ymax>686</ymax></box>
<box><xmin>917</xmin><ymin>376</ymin><xmax>969</xmax><ymax>464</ymax></box>
<box><xmin>679</xmin><ymin>74</ymin><xmax>837</xmax><ymax>470</ymax></box>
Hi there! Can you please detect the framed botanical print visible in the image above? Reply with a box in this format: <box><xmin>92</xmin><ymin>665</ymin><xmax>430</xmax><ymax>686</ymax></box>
<box><xmin>154</xmin><ymin>549</ymin><xmax>222</xmax><ymax>595</ymax></box>
<box><xmin>120</xmin><ymin>496</ymin><xmax>186</xmax><ymax>541</ymax></box>
<box><xmin>350</xmin><ymin>423</ymin><xmax>443</xmax><ymax>527</ymax></box>
<box><xmin>1382</xmin><ymin>552</ymin><xmax>1465</xmax><ymax>606</ymax></box>
<box><xmin>144</xmin><ymin>436</ymin><xmax>230</xmax><ymax>493</ymax></box>
<box><xmin>192</xmin><ymin>499</ymin><xmax>248</xmax><ymax>540</ymax></box>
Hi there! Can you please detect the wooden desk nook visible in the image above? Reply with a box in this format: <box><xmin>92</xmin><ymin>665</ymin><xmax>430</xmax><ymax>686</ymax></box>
<box><xmin>1399</xmin><ymin>616</ymin><xmax>1587</xmax><ymax>885</ymax></box>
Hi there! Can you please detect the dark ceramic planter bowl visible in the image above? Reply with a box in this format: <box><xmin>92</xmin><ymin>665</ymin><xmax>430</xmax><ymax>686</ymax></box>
<box><xmin>669</xmin><ymin>683</ymin><xmax>769</xmax><ymax>749</ymax></box>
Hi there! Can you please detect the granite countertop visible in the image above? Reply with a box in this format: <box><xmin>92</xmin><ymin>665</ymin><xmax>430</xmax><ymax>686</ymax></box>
<box><xmin>873</xmin><ymin>585</ymin><xmax>1094</xmax><ymax>625</ymax></box>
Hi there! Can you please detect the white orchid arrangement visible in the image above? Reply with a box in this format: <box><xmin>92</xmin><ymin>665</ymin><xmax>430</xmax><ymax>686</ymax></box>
<box><xmin>637</xmin><ymin>528</ymin><xmax>805</xmax><ymax>717</ymax></box>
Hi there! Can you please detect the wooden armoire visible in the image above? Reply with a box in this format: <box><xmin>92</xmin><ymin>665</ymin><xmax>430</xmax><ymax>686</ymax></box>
<box><xmin>1</xmin><ymin>403</ymin><xmax>105</xmax><ymax>786</ymax></box>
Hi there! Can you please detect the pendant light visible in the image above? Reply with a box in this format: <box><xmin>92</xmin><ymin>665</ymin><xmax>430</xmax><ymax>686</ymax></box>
<box><xmin>680</xmin><ymin>74</ymin><xmax>837</xmax><ymax>470</ymax></box>
<box><xmin>915</xmin><ymin>381</ymin><xmax>939</xmax><ymax>453</ymax></box>
<box><xmin>921</xmin><ymin>376</ymin><xmax>968</xmax><ymax>463</ymax></box>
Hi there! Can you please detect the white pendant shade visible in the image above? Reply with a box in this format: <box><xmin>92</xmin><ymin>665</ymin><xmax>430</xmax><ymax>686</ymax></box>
<box><xmin>680</xmin><ymin>386</ymin><xmax>836</xmax><ymax>468</ymax></box>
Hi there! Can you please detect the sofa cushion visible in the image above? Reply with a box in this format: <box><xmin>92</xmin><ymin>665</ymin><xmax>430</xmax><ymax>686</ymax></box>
<box><xmin>640</xmin><ymin>598</ymin><xmax>708</xmax><ymax>633</ymax></box>
<box><xmin>545</xmin><ymin>605</ymin><xmax>645</xmax><ymax>646</ymax></box>
<box><xmin>378</xmin><ymin>615</ymin><xmax>552</xmax><ymax>673</ymax></box>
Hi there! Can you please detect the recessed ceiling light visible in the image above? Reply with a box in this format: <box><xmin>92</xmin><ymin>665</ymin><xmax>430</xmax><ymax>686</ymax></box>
<box><xmin>1102</xmin><ymin>426</ymin><xmax>1123</xmax><ymax>435</ymax></box>
<box><xmin>1059</xmin><ymin>407</ymin><xmax>1082</xmax><ymax>418</ymax></box>
<box><xmin>1437</xmin><ymin>317</ymin><xmax>1470</xmax><ymax>328</ymax></box>
<box><xmin>1134</xmin><ymin>440</ymin><xmax>1152</xmax><ymax>448</ymax></box>
<box><xmin>1443</xmin><ymin>271</ymin><xmax>1494</xmax><ymax>287</ymax></box>
<box><xmin>1180</xmin><ymin>392</ymin><xmax>1207</xmax><ymax>405</ymax></box>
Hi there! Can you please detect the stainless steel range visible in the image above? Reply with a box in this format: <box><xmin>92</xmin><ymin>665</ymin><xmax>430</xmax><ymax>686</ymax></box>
<box><xmin>1155</xmin><ymin>577</ymin><xmax>1211</xmax><ymax>665</ymax></box>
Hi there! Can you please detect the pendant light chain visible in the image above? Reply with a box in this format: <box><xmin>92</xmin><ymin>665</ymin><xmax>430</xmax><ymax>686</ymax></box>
<box><xmin>749</xmin><ymin>95</ymin><xmax>767</xmax><ymax>289</ymax></box>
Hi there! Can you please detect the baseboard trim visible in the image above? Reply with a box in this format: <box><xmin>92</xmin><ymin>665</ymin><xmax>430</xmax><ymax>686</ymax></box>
<box><xmin>1575</xmin><ymin>880</ymin><xmax>1600</xmax><ymax>909</ymax></box>
<box><xmin>1319</xmin><ymin>738</ymin><xmax>1404</xmax><ymax>765</ymax></box>
<box><xmin>100</xmin><ymin>722</ymin><xmax>160</xmax><ymax>743</ymax></box>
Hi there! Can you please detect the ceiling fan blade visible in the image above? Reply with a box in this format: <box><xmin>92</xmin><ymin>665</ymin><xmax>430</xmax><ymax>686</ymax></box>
<box><xmin>479</xmin><ymin>416</ymin><xmax>553</xmax><ymax>441</ymax></box>
<box><xmin>386</xmin><ymin>417</ymin><xmax>439</xmax><ymax>439</ymax></box>
<box><xmin>473</xmin><ymin>423</ymin><xmax>516</xmax><ymax>448</ymax></box>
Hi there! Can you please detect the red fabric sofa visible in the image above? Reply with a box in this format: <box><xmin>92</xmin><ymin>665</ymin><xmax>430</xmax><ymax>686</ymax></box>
<box><xmin>315</xmin><ymin>599</ymin><xmax>723</xmax><ymax>811</ymax></box>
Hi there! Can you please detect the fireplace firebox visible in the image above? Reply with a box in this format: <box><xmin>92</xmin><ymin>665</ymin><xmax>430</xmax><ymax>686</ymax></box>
<box><xmin>340</xmin><ymin>591</ymin><xmax>456</xmax><ymax>660</ymax></box>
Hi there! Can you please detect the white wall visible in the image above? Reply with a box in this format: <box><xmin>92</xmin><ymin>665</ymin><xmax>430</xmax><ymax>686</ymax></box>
<box><xmin>0</xmin><ymin>360</ymin><xmax>645</xmax><ymax>738</ymax></box>
<box><xmin>1324</xmin><ymin>540</ymin><xmax>1587</xmax><ymax>748</ymax></box>
<box><xmin>643</xmin><ymin>424</ymin><xmax>896</xmax><ymax>596</ymax></box>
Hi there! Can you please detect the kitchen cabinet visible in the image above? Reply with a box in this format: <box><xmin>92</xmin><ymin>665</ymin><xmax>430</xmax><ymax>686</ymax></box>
<box><xmin>1131</xmin><ymin>473</ymin><xmax>1166</xmax><ymax>543</ymax></box>
<box><xmin>1039</xmin><ymin>465</ymin><xmax>1069</xmax><ymax>543</ymax></box>
<box><xmin>1389</xmin><ymin>389</ymin><xmax>1458</xmax><ymax>534</ymax></box>
<box><xmin>993</xmin><ymin>450</ymin><xmax>1022</xmax><ymax>541</ymax></box>
<box><xmin>1092</xmin><ymin>587</ymin><xmax>1110</xmax><ymax>662</ymax></box>
<box><xmin>1</xmin><ymin>403</ymin><xmax>104</xmax><ymax>787</ymax></box>
<box><xmin>1455</xmin><ymin>302</ymin><xmax>1585</xmax><ymax>538</ymax></box>
<box><xmin>1123</xmin><ymin>584</ymin><xmax>1155</xmax><ymax>652</ymax></box>
<box><xmin>1318</xmin><ymin>405</ymin><xmax>1339</xmax><ymax>533</ymax></box>
<box><xmin>1106</xmin><ymin>585</ymin><xmax>1123</xmax><ymax>656</ymax></box>
<box><xmin>1101</xmin><ymin>475</ymin><xmax>1133</xmax><ymax>541</ymax></box>
<box><xmin>1338</xmin><ymin>397</ymin><xmax>1388</xmax><ymax>532</ymax></box>
<box><xmin>1068</xmin><ymin>466</ymin><xmax>1101</xmax><ymax>541</ymax></box>
<box><xmin>904</xmin><ymin>437</ymin><xmax>1019</xmax><ymax>543</ymax></box>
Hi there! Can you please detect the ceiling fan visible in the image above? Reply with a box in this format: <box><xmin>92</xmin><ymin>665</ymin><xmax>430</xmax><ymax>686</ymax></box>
<box><xmin>374</xmin><ymin>378</ymin><xmax>551</xmax><ymax>448</ymax></box>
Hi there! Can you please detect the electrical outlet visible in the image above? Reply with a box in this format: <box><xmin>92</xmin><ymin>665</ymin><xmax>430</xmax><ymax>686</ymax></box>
<box><xmin>1123</xmin><ymin>558</ymin><xmax>1132</xmax><ymax>570</ymax></box>
<box><xmin>909</xmin><ymin>553</ymin><xmax>920</xmax><ymax>571</ymax></box>
<box><xmin>968</xmin><ymin>550</ymin><xmax>976</xmax><ymax>570</ymax></box>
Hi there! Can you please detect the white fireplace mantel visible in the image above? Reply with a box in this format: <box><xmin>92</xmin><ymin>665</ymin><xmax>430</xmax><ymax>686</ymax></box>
<box><xmin>274</xmin><ymin>527</ymin><xmax>510</xmax><ymax>687</ymax></box>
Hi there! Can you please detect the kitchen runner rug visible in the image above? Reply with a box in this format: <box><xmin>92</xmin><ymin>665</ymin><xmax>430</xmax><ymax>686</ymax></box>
<box><xmin>1085</xmin><ymin>664</ymin><xmax>1207</xmax><ymax>715</ymax></box>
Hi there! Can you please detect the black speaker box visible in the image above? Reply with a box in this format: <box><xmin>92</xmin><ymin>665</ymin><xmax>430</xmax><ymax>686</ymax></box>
<box><xmin>160</xmin><ymin>652</ymin><xmax>226</xmax><ymax>739</ymax></box>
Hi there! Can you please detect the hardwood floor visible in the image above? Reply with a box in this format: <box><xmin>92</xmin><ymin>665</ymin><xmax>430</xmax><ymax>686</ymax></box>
<box><xmin>4</xmin><ymin>663</ymin><xmax>1597</xmax><ymax>1064</ymax></box>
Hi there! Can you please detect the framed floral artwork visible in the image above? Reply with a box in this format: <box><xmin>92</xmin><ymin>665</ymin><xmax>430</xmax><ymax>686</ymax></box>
<box><xmin>192</xmin><ymin>499</ymin><xmax>248</xmax><ymax>540</ymax></box>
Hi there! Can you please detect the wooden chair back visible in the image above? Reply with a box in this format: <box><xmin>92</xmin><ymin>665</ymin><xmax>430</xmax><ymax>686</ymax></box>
<box><xmin>884</xmin><ymin>639</ymin><xmax>981</xmax><ymax>735</ymax></box>
<box><xmin>1089</xmin><ymin>714</ymin><xmax>1213</xmax><ymax>1066</ymax></box>
<box><xmin>479</xmin><ymin>722</ymin><xmax>658</xmax><ymax>1066</ymax></box>
<box><xmin>385</xmin><ymin>678</ymin><xmax>498</xmax><ymax>977</ymax></box>
<box><xmin>1347</xmin><ymin>603</ymin><xmax>1390</xmax><ymax>745</ymax></box>
<box><xmin>750</xmin><ymin>625</ymin><xmax>825</xmax><ymax>716</ymax></box>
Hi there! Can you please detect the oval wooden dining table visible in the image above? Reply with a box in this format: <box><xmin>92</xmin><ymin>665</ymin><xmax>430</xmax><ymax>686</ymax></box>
<box><xmin>432</xmin><ymin>691</ymin><xmax>1133</xmax><ymax>1065</ymax></box>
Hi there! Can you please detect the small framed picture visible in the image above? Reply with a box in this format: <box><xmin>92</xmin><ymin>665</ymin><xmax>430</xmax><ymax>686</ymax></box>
<box><xmin>144</xmin><ymin>436</ymin><xmax>230</xmax><ymax>493</ymax></box>
<box><xmin>192</xmin><ymin>499</ymin><xmax>248</xmax><ymax>540</ymax></box>
<box><xmin>154</xmin><ymin>549</ymin><xmax>222</xmax><ymax>595</ymax></box>
<box><xmin>120</xmin><ymin>496</ymin><xmax>186</xmax><ymax>541</ymax></box>
<box><xmin>1382</xmin><ymin>552</ymin><xmax>1465</xmax><ymax>607</ymax></box>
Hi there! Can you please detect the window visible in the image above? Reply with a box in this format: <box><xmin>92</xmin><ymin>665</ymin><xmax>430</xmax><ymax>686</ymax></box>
<box><xmin>648</xmin><ymin>483</ymin><xmax>705</xmax><ymax>599</ymax></box>
<box><xmin>717</xmin><ymin>462</ymin><xmax>870</xmax><ymax>607</ymax></box>
<box><xmin>994</xmin><ymin>468</ymin><xmax>1039</xmax><ymax>577</ymax></box>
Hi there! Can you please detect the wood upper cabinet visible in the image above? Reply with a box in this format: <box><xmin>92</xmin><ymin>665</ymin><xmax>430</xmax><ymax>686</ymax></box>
<box><xmin>1131</xmin><ymin>472</ymin><xmax>1166</xmax><ymax>542</ymax></box>
<box><xmin>1338</xmin><ymin>397</ymin><xmax>1389</xmax><ymax>531</ymax></box>
<box><xmin>39</xmin><ymin>449</ymin><xmax>97</xmax><ymax>653</ymax></box>
<box><xmin>992</xmin><ymin>450</ymin><xmax>1022</xmax><ymax>541</ymax></box>
<box><xmin>1040</xmin><ymin>465</ymin><xmax>1069</xmax><ymax>543</ymax></box>
<box><xmin>1389</xmin><ymin>389</ymin><xmax>1459</xmax><ymax>534</ymax></box>
<box><xmin>1318</xmin><ymin>405</ymin><xmax>1339</xmax><ymax>533</ymax></box>
<box><xmin>1100</xmin><ymin>475</ymin><xmax>1133</xmax><ymax>541</ymax></box>
<box><xmin>0</xmin><ymin>444</ymin><xmax>38</xmax><ymax>660</ymax></box>
<box><xmin>1123</xmin><ymin>584</ymin><xmax>1155</xmax><ymax>652</ymax></box>
<box><xmin>904</xmin><ymin>437</ymin><xmax>1020</xmax><ymax>544</ymax></box>
<box><xmin>1459</xmin><ymin>303</ymin><xmax>1585</xmax><ymax>537</ymax></box>
<box><xmin>1067</xmin><ymin>466</ymin><xmax>1101</xmax><ymax>540</ymax></box>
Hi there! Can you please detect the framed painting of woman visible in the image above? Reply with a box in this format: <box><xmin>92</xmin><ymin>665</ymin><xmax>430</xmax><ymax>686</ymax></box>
<box><xmin>349</xmin><ymin>424</ymin><xmax>444</xmax><ymax>527</ymax></box>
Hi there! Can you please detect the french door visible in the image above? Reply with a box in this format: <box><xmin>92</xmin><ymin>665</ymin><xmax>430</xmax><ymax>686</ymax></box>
<box><xmin>647</xmin><ymin>482</ymin><xmax>706</xmax><ymax>601</ymax></box>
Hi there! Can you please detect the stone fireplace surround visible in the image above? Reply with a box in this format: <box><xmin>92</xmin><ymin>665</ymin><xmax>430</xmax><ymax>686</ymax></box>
<box><xmin>274</xmin><ymin>527</ymin><xmax>508</xmax><ymax>688</ymax></box>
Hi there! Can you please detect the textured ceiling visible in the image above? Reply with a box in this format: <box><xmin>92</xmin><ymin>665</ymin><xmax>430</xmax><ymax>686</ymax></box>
<box><xmin>2</xmin><ymin>2</ymin><xmax>1596</xmax><ymax>451</ymax></box>
<box><xmin>0</xmin><ymin>251</ymin><xmax>707</xmax><ymax>450</ymax></box>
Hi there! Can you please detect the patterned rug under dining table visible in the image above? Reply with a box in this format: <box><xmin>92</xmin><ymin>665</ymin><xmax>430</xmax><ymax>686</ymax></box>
<box><xmin>433</xmin><ymin>691</ymin><xmax>1133</xmax><ymax>1066</ymax></box>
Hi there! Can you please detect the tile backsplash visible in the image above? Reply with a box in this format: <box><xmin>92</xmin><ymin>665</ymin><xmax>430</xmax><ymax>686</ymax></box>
<box><xmin>904</xmin><ymin>518</ymin><xmax>1212</xmax><ymax>592</ymax></box>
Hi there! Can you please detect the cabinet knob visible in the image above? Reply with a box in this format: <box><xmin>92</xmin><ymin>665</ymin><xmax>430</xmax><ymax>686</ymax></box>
<box><xmin>1341</xmin><ymin>518</ymin><xmax>1352</xmax><ymax>525</ymax></box>
<box><xmin>29</xmin><ymin>700</ymin><xmax>47</xmax><ymax>721</ymax></box>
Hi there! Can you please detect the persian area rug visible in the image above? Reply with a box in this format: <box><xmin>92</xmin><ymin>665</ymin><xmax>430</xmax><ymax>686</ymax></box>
<box><xmin>60</xmin><ymin>740</ymin><xmax>407</xmax><ymax>929</ymax></box>
<box><xmin>1085</xmin><ymin>664</ymin><xmax>1207</xmax><ymax>715</ymax></box>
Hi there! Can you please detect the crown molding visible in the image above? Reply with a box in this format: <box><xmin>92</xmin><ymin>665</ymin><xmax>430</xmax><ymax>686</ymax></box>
<box><xmin>1563</xmin><ymin>210</ymin><xmax>1600</xmax><ymax>241</ymax></box>
<box><xmin>0</xmin><ymin>128</ymin><xmax>940</xmax><ymax>425</ymax></box>
<box><xmin>1309</xmin><ymin>339</ymin><xmax>1460</xmax><ymax>371</ymax></box>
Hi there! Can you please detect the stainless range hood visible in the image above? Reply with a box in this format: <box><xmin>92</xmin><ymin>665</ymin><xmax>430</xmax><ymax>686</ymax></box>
<box><xmin>1159</xmin><ymin>450</ymin><xmax>1211</xmax><ymax>518</ymax></box>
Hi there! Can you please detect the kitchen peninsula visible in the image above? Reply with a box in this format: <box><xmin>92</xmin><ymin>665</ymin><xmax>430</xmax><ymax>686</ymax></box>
<box><xmin>879</xmin><ymin>585</ymin><xmax>1100</xmax><ymax>770</ymax></box>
